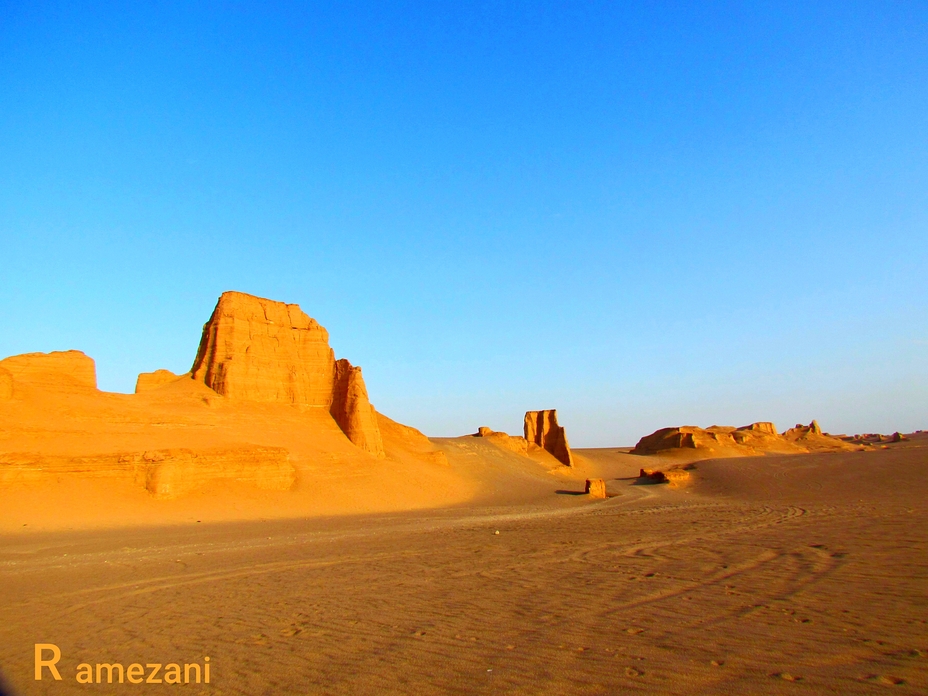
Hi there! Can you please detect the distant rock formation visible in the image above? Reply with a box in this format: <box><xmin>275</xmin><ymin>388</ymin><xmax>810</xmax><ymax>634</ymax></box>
<box><xmin>0</xmin><ymin>350</ymin><xmax>96</xmax><ymax>390</ymax></box>
<box><xmin>331</xmin><ymin>359</ymin><xmax>385</xmax><ymax>458</ymax></box>
<box><xmin>190</xmin><ymin>292</ymin><xmax>385</xmax><ymax>457</ymax></box>
<box><xmin>524</xmin><ymin>410</ymin><xmax>574</xmax><ymax>466</ymax></box>
<box><xmin>585</xmin><ymin>478</ymin><xmax>606</xmax><ymax>498</ymax></box>
<box><xmin>135</xmin><ymin>369</ymin><xmax>181</xmax><ymax>393</ymax></box>
<box><xmin>633</xmin><ymin>420</ymin><xmax>857</xmax><ymax>458</ymax></box>
<box><xmin>784</xmin><ymin>420</ymin><xmax>822</xmax><ymax>438</ymax></box>
<box><xmin>840</xmin><ymin>431</ymin><xmax>908</xmax><ymax>445</ymax></box>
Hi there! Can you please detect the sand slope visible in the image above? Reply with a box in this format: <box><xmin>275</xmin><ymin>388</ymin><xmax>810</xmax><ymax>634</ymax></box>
<box><xmin>0</xmin><ymin>368</ymin><xmax>483</xmax><ymax>530</ymax></box>
<box><xmin>1</xmin><ymin>437</ymin><xmax>924</xmax><ymax>695</ymax></box>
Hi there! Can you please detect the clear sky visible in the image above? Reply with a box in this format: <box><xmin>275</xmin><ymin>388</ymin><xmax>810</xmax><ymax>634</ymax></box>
<box><xmin>1</xmin><ymin>2</ymin><xmax>926</xmax><ymax>446</ymax></box>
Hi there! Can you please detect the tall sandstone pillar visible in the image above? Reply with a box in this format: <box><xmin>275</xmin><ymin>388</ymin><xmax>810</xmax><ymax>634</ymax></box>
<box><xmin>524</xmin><ymin>409</ymin><xmax>574</xmax><ymax>467</ymax></box>
<box><xmin>191</xmin><ymin>291</ymin><xmax>385</xmax><ymax>458</ymax></box>
<box><xmin>331</xmin><ymin>359</ymin><xmax>385</xmax><ymax>458</ymax></box>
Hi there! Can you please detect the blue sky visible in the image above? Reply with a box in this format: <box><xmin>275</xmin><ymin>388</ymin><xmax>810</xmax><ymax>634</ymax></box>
<box><xmin>1</xmin><ymin>2</ymin><xmax>926</xmax><ymax>445</ymax></box>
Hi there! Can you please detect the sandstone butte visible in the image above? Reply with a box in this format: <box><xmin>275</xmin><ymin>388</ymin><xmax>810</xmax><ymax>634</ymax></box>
<box><xmin>472</xmin><ymin>412</ymin><xmax>576</xmax><ymax>468</ymax></box>
<box><xmin>189</xmin><ymin>291</ymin><xmax>384</xmax><ymax>458</ymax></box>
<box><xmin>0</xmin><ymin>291</ymin><xmax>465</xmax><ymax>528</ymax></box>
<box><xmin>524</xmin><ymin>410</ymin><xmax>574</xmax><ymax>467</ymax></box>
<box><xmin>632</xmin><ymin>420</ymin><xmax>860</xmax><ymax>460</ymax></box>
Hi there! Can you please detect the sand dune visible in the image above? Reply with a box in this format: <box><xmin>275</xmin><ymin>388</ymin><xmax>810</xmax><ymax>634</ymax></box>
<box><xmin>1</xmin><ymin>437</ymin><xmax>925</xmax><ymax>695</ymax></box>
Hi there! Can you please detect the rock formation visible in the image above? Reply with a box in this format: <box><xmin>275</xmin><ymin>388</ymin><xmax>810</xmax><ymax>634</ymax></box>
<box><xmin>135</xmin><ymin>369</ymin><xmax>181</xmax><ymax>393</ymax></box>
<box><xmin>842</xmin><ymin>431</ymin><xmax>909</xmax><ymax>445</ymax></box>
<box><xmin>637</xmin><ymin>467</ymin><xmax>691</xmax><ymax>486</ymax></box>
<box><xmin>585</xmin><ymin>478</ymin><xmax>606</xmax><ymax>498</ymax></box>
<box><xmin>190</xmin><ymin>291</ymin><xmax>384</xmax><ymax>457</ymax></box>
<box><xmin>638</xmin><ymin>468</ymin><xmax>669</xmax><ymax>483</ymax></box>
<box><xmin>331</xmin><ymin>359</ymin><xmax>385</xmax><ymax>458</ymax></box>
<box><xmin>191</xmin><ymin>291</ymin><xmax>336</xmax><ymax>405</ymax></box>
<box><xmin>0</xmin><ymin>350</ymin><xmax>96</xmax><ymax>389</ymax></box>
<box><xmin>524</xmin><ymin>410</ymin><xmax>573</xmax><ymax>466</ymax></box>
<box><xmin>633</xmin><ymin>420</ymin><xmax>858</xmax><ymax>459</ymax></box>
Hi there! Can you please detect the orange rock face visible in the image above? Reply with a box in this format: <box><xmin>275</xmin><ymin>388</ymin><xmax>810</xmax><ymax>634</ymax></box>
<box><xmin>0</xmin><ymin>367</ymin><xmax>12</xmax><ymax>400</ymax></box>
<box><xmin>190</xmin><ymin>291</ymin><xmax>384</xmax><ymax>456</ymax></box>
<box><xmin>135</xmin><ymin>369</ymin><xmax>181</xmax><ymax>393</ymax></box>
<box><xmin>191</xmin><ymin>291</ymin><xmax>336</xmax><ymax>405</ymax></box>
<box><xmin>0</xmin><ymin>350</ymin><xmax>97</xmax><ymax>390</ymax></box>
<box><xmin>523</xmin><ymin>410</ymin><xmax>573</xmax><ymax>467</ymax></box>
<box><xmin>331</xmin><ymin>359</ymin><xmax>385</xmax><ymax>458</ymax></box>
<box><xmin>585</xmin><ymin>478</ymin><xmax>606</xmax><ymax>498</ymax></box>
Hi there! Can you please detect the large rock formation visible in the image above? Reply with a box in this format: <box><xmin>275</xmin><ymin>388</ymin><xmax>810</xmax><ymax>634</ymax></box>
<box><xmin>135</xmin><ymin>369</ymin><xmax>181</xmax><ymax>393</ymax></box>
<box><xmin>524</xmin><ymin>410</ymin><xmax>573</xmax><ymax>467</ymax></box>
<box><xmin>0</xmin><ymin>350</ymin><xmax>96</xmax><ymax>390</ymax></box>
<box><xmin>633</xmin><ymin>421</ymin><xmax>858</xmax><ymax>458</ymax></box>
<box><xmin>191</xmin><ymin>292</ymin><xmax>336</xmax><ymax>405</ymax></box>
<box><xmin>331</xmin><ymin>359</ymin><xmax>385</xmax><ymax>458</ymax></box>
<box><xmin>190</xmin><ymin>291</ymin><xmax>384</xmax><ymax>457</ymax></box>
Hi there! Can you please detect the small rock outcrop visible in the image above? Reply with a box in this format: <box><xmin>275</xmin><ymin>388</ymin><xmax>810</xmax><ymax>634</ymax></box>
<box><xmin>135</xmin><ymin>369</ymin><xmax>181</xmax><ymax>393</ymax></box>
<box><xmin>331</xmin><ymin>359</ymin><xmax>385</xmax><ymax>458</ymax></box>
<box><xmin>524</xmin><ymin>410</ymin><xmax>573</xmax><ymax>466</ymax></box>
<box><xmin>473</xmin><ymin>427</ymin><xmax>530</xmax><ymax>455</ymax></box>
<box><xmin>585</xmin><ymin>478</ymin><xmax>606</xmax><ymax>498</ymax></box>
<box><xmin>637</xmin><ymin>467</ymin><xmax>691</xmax><ymax>486</ymax></box>
<box><xmin>0</xmin><ymin>350</ymin><xmax>96</xmax><ymax>389</ymax></box>
<box><xmin>191</xmin><ymin>291</ymin><xmax>384</xmax><ymax>456</ymax></box>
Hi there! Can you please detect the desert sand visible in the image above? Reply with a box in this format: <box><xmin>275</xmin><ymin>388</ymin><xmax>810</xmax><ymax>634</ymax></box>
<box><xmin>0</xmin><ymin>292</ymin><xmax>925</xmax><ymax>694</ymax></box>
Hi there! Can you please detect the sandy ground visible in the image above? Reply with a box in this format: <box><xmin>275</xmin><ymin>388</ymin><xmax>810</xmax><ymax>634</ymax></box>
<box><xmin>1</xmin><ymin>437</ymin><xmax>926</xmax><ymax>695</ymax></box>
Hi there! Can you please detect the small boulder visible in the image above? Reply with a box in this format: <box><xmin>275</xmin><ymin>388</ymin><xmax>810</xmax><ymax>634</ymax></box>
<box><xmin>585</xmin><ymin>479</ymin><xmax>607</xmax><ymax>499</ymax></box>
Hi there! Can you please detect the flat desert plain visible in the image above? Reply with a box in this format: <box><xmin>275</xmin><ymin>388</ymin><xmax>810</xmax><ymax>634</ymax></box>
<box><xmin>2</xmin><ymin>436</ymin><xmax>926</xmax><ymax>695</ymax></box>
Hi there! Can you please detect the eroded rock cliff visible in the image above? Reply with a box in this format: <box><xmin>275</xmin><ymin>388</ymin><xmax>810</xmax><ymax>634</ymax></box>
<box><xmin>191</xmin><ymin>291</ymin><xmax>336</xmax><ymax>405</ymax></box>
<box><xmin>190</xmin><ymin>291</ymin><xmax>384</xmax><ymax>456</ymax></box>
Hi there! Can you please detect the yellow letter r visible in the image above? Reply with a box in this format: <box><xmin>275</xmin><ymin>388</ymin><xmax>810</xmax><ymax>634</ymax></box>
<box><xmin>34</xmin><ymin>644</ymin><xmax>62</xmax><ymax>681</ymax></box>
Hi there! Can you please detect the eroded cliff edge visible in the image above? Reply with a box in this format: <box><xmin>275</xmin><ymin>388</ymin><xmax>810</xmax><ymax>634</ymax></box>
<box><xmin>190</xmin><ymin>291</ymin><xmax>385</xmax><ymax>457</ymax></box>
